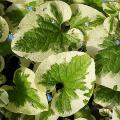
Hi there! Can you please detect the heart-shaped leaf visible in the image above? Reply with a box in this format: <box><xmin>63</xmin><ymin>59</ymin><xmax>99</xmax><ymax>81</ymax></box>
<box><xmin>35</xmin><ymin>51</ymin><xmax>96</xmax><ymax>117</ymax></box>
<box><xmin>4</xmin><ymin>67</ymin><xmax>48</xmax><ymax>115</ymax></box>
<box><xmin>11</xmin><ymin>1</ymin><xmax>106</xmax><ymax>62</ymax></box>
<box><xmin>12</xmin><ymin>1</ymin><xmax>105</xmax><ymax>62</ymax></box>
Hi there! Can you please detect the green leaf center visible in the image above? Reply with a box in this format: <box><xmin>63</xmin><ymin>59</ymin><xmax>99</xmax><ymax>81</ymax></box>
<box><xmin>40</xmin><ymin>54</ymin><xmax>91</xmax><ymax>113</ymax></box>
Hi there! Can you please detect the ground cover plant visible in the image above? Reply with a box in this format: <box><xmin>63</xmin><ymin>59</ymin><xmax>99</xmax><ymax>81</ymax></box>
<box><xmin>0</xmin><ymin>0</ymin><xmax>120</xmax><ymax>120</ymax></box>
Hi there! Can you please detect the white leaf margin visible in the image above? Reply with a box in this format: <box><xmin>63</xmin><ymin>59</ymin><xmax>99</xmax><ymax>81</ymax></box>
<box><xmin>112</xmin><ymin>107</ymin><xmax>120</xmax><ymax>120</ymax></box>
<box><xmin>96</xmin><ymin>72</ymin><xmax>120</xmax><ymax>92</ymax></box>
<box><xmin>4</xmin><ymin>67</ymin><xmax>48</xmax><ymax>115</ymax></box>
<box><xmin>35</xmin><ymin>51</ymin><xmax>96</xmax><ymax>117</ymax></box>
<box><xmin>0</xmin><ymin>16</ymin><xmax>9</xmax><ymax>43</ymax></box>
<box><xmin>5</xmin><ymin>4</ymin><xmax>28</xmax><ymax>33</ymax></box>
<box><xmin>11</xmin><ymin>1</ymin><xmax>83</xmax><ymax>62</ymax></box>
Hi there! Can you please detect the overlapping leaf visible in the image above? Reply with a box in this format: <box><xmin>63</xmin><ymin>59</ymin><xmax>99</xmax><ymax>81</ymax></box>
<box><xmin>94</xmin><ymin>85</ymin><xmax>120</xmax><ymax>107</ymax></box>
<box><xmin>36</xmin><ymin>51</ymin><xmax>95</xmax><ymax>116</ymax></box>
<box><xmin>74</xmin><ymin>106</ymin><xmax>95</xmax><ymax>120</ymax></box>
<box><xmin>5</xmin><ymin>67</ymin><xmax>48</xmax><ymax>115</ymax></box>
<box><xmin>37</xmin><ymin>108</ymin><xmax>58</xmax><ymax>120</ymax></box>
<box><xmin>12</xmin><ymin>1</ymin><xmax>104</xmax><ymax>62</ymax></box>
<box><xmin>5</xmin><ymin>4</ymin><xmax>28</xmax><ymax>33</ymax></box>
<box><xmin>91</xmin><ymin>25</ymin><xmax>120</xmax><ymax>90</ymax></box>
<box><xmin>95</xmin><ymin>32</ymin><xmax>120</xmax><ymax>76</ymax></box>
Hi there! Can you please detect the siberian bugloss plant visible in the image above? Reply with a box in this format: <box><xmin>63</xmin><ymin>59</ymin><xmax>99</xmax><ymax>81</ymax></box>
<box><xmin>0</xmin><ymin>0</ymin><xmax>120</xmax><ymax>120</ymax></box>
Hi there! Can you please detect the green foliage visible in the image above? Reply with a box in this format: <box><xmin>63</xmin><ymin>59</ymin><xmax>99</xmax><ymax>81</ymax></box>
<box><xmin>50</xmin><ymin>2</ymin><xmax>63</xmax><ymax>23</ymax></box>
<box><xmin>6</xmin><ymin>9</ymin><xmax>28</xmax><ymax>27</ymax></box>
<box><xmin>74</xmin><ymin>106</ymin><xmax>95</xmax><ymax>120</ymax></box>
<box><xmin>80</xmin><ymin>0</ymin><xmax>103</xmax><ymax>12</ymax></box>
<box><xmin>103</xmin><ymin>2</ymin><xmax>119</xmax><ymax>16</ymax></box>
<box><xmin>94</xmin><ymin>85</ymin><xmax>120</xmax><ymax>106</ymax></box>
<box><xmin>104</xmin><ymin>8</ymin><xmax>117</xmax><ymax>16</ymax></box>
<box><xmin>13</xmin><ymin>14</ymin><xmax>79</xmax><ymax>53</ymax></box>
<box><xmin>27</xmin><ymin>1</ymin><xmax>37</xmax><ymax>10</ymax></box>
<box><xmin>0</xmin><ymin>41</ymin><xmax>12</xmax><ymax>56</ymax></box>
<box><xmin>108</xmin><ymin>17</ymin><xmax>118</xmax><ymax>33</ymax></box>
<box><xmin>60</xmin><ymin>0</ymin><xmax>74</xmax><ymax>4</ymax></box>
<box><xmin>2</xmin><ymin>0</ymin><xmax>120</xmax><ymax>119</ymax></box>
<box><xmin>95</xmin><ymin>32</ymin><xmax>120</xmax><ymax>76</ymax></box>
<box><xmin>84</xmin><ymin>0</ymin><xmax>102</xmax><ymax>7</ymax></box>
<box><xmin>38</xmin><ymin>108</ymin><xmax>54</xmax><ymax>120</ymax></box>
<box><xmin>69</xmin><ymin>12</ymin><xmax>105</xmax><ymax>32</ymax></box>
<box><xmin>115</xmin><ymin>108</ymin><xmax>120</xmax><ymax>119</ymax></box>
<box><xmin>7</xmin><ymin>69</ymin><xmax>45</xmax><ymax>109</ymax></box>
<box><xmin>55</xmin><ymin>90</ymin><xmax>77</xmax><ymax>113</ymax></box>
<box><xmin>0</xmin><ymin>4</ymin><xmax>4</xmax><ymax>16</ymax></box>
<box><xmin>0</xmin><ymin>89</ymin><xmax>9</xmax><ymax>107</ymax></box>
<box><xmin>89</xmin><ymin>15</ymin><xmax>105</xmax><ymax>27</ymax></box>
<box><xmin>69</xmin><ymin>12</ymin><xmax>90</xmax><ymax>31</ymax></box>
<box><xmin>40</xmin><ymin>54</ymin><xmax>91</xmax><ymax>113</ymax></box>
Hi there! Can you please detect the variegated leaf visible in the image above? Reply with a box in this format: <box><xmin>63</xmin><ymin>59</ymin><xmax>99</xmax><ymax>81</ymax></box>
<box><xmin>35</xmin><ymin>51</ymin><xmax>96</xmax><ymax>117</ymax></box>
<box><xmin>4</xmin><ymin>67</ymin><xmax>48</xmax><ymax>115</ymax></box>
<box><xmin>0</xmin><ymin>17</ymin><xmax>9</xmax><ymax>43</ymax></box>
